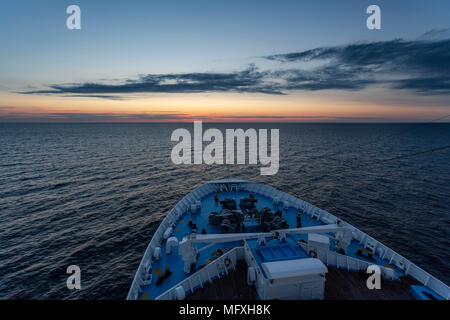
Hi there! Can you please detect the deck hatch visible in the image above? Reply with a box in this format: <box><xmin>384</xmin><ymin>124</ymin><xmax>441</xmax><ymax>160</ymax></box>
<box><xmin>258</xmin><ymin>242</ymin><xmax>301</xmax><ymax>262</ymax></box>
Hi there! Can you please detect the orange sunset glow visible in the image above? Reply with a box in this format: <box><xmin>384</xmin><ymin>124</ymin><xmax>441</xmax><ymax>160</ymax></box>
<box><xmin>1</xmin><ymin>90</ymin><xmax>449</xmax><ymax>122</ymax></box>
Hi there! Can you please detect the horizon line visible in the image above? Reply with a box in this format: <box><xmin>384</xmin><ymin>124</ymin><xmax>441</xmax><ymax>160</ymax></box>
<box><xmin>1</xmin><ymin>121</ymin><xmax>449</xmax><ymax>124</ymax></box>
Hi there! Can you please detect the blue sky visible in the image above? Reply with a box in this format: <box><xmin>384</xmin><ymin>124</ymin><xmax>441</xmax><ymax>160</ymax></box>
<box><xmin>1</xmin><ymin>0</ymin><xmax>449</xmax><ymax>82</ymax></box>
<box><xmin>0</xmin><ymin>0</ymin><xmax>449</xmax><ymax>122</ymax></box>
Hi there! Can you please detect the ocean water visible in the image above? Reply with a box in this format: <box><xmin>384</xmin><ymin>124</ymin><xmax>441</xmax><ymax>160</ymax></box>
<box><xmin>0</xmin><ymin>123</ymin><xmax>448</xmax><ymax>299</ymax></box>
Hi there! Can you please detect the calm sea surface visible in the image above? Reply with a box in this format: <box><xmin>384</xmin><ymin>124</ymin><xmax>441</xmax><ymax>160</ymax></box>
<box><xmin>0</xmin><ymin>123</ymin><xmax>449</xmax><ymax>299</ymax></box>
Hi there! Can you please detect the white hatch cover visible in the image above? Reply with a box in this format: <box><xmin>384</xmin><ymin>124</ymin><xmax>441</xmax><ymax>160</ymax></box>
<box><xmin>261</xmin><ymin>258</ymin><xmax>328</xmax><ymax>279</ymax></box>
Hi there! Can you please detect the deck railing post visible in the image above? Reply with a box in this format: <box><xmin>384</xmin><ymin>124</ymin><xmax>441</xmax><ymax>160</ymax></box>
<box><xmin>206</xmin><ymin>267</ymin><xmax>212</xmax><ymax>284</ymax></box>
<box><xmin>189</xmin><ymin>278</ymin><xmax>193</xmax><ymax>293</ymax></box>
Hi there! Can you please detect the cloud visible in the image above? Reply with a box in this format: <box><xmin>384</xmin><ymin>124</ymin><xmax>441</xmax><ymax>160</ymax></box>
<box><xmin>417</xmin><ymin>28</ymin><xmax>450</xmax><ymax>41</ymax></box>
<box><xmin>209</xmin><ymin>115</ymin><xmax>399</xmax><ymax>121</ymax></box>
<box><xmin>0</xmin><ymin>108</ymin><xmax>202</xmax><ymax>122</ymax></box>
<box><xmin>21</xmin><ymin>65</ymin><xmax>283</xmax><ymax>97</ymax></box>
<box><xmin>64</xmin><ymin>94</ymin><xmax>127</xmax><ymax>100</ymax></box>
<box><xmin>266</xmin><ymin>38</ymin><xmax>450</xmax><ymax>95</ymax></box>
<box><xmin>0</xmin><ymin>108</ymin><xmax>399</xmax><ymax>122</ymax></box>
<box><xmin>19</xmin><ymin>31</ymin><xmax>450</xmax><ymax>99</ymax></box>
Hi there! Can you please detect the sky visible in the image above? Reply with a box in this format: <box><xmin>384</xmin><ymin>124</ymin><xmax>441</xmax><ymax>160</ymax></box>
<box><xmin>0</xmin><ymin>0</ymin><xmax>449</xmax><ymax>122</ymax></box>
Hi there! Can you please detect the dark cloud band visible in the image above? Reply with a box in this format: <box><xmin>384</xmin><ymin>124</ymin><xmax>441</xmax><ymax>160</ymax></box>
<box><xmin>266</xmin><ymin>38</ymin><xmax>450</xmax><ymax>95</ymax></box>
<box><xmin>20</xmin><ymin>34</ymin><xmax>450</xmax><ymax>99</ymax></box>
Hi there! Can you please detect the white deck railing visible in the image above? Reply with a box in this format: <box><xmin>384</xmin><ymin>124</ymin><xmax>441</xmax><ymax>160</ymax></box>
<box><xmin>299</xmin><ymin>242</ymin><xmax>397</xmax><ymax>279</ymax></box>
<box><xmin>155</xmin><ymin>247</ymin><xmax>243</xmax><ymax>300</ymax></box>
<box><xmin>126</xmin><ymin>182</ymin><xmax>214</xmax><ymax>300</ymax></box>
